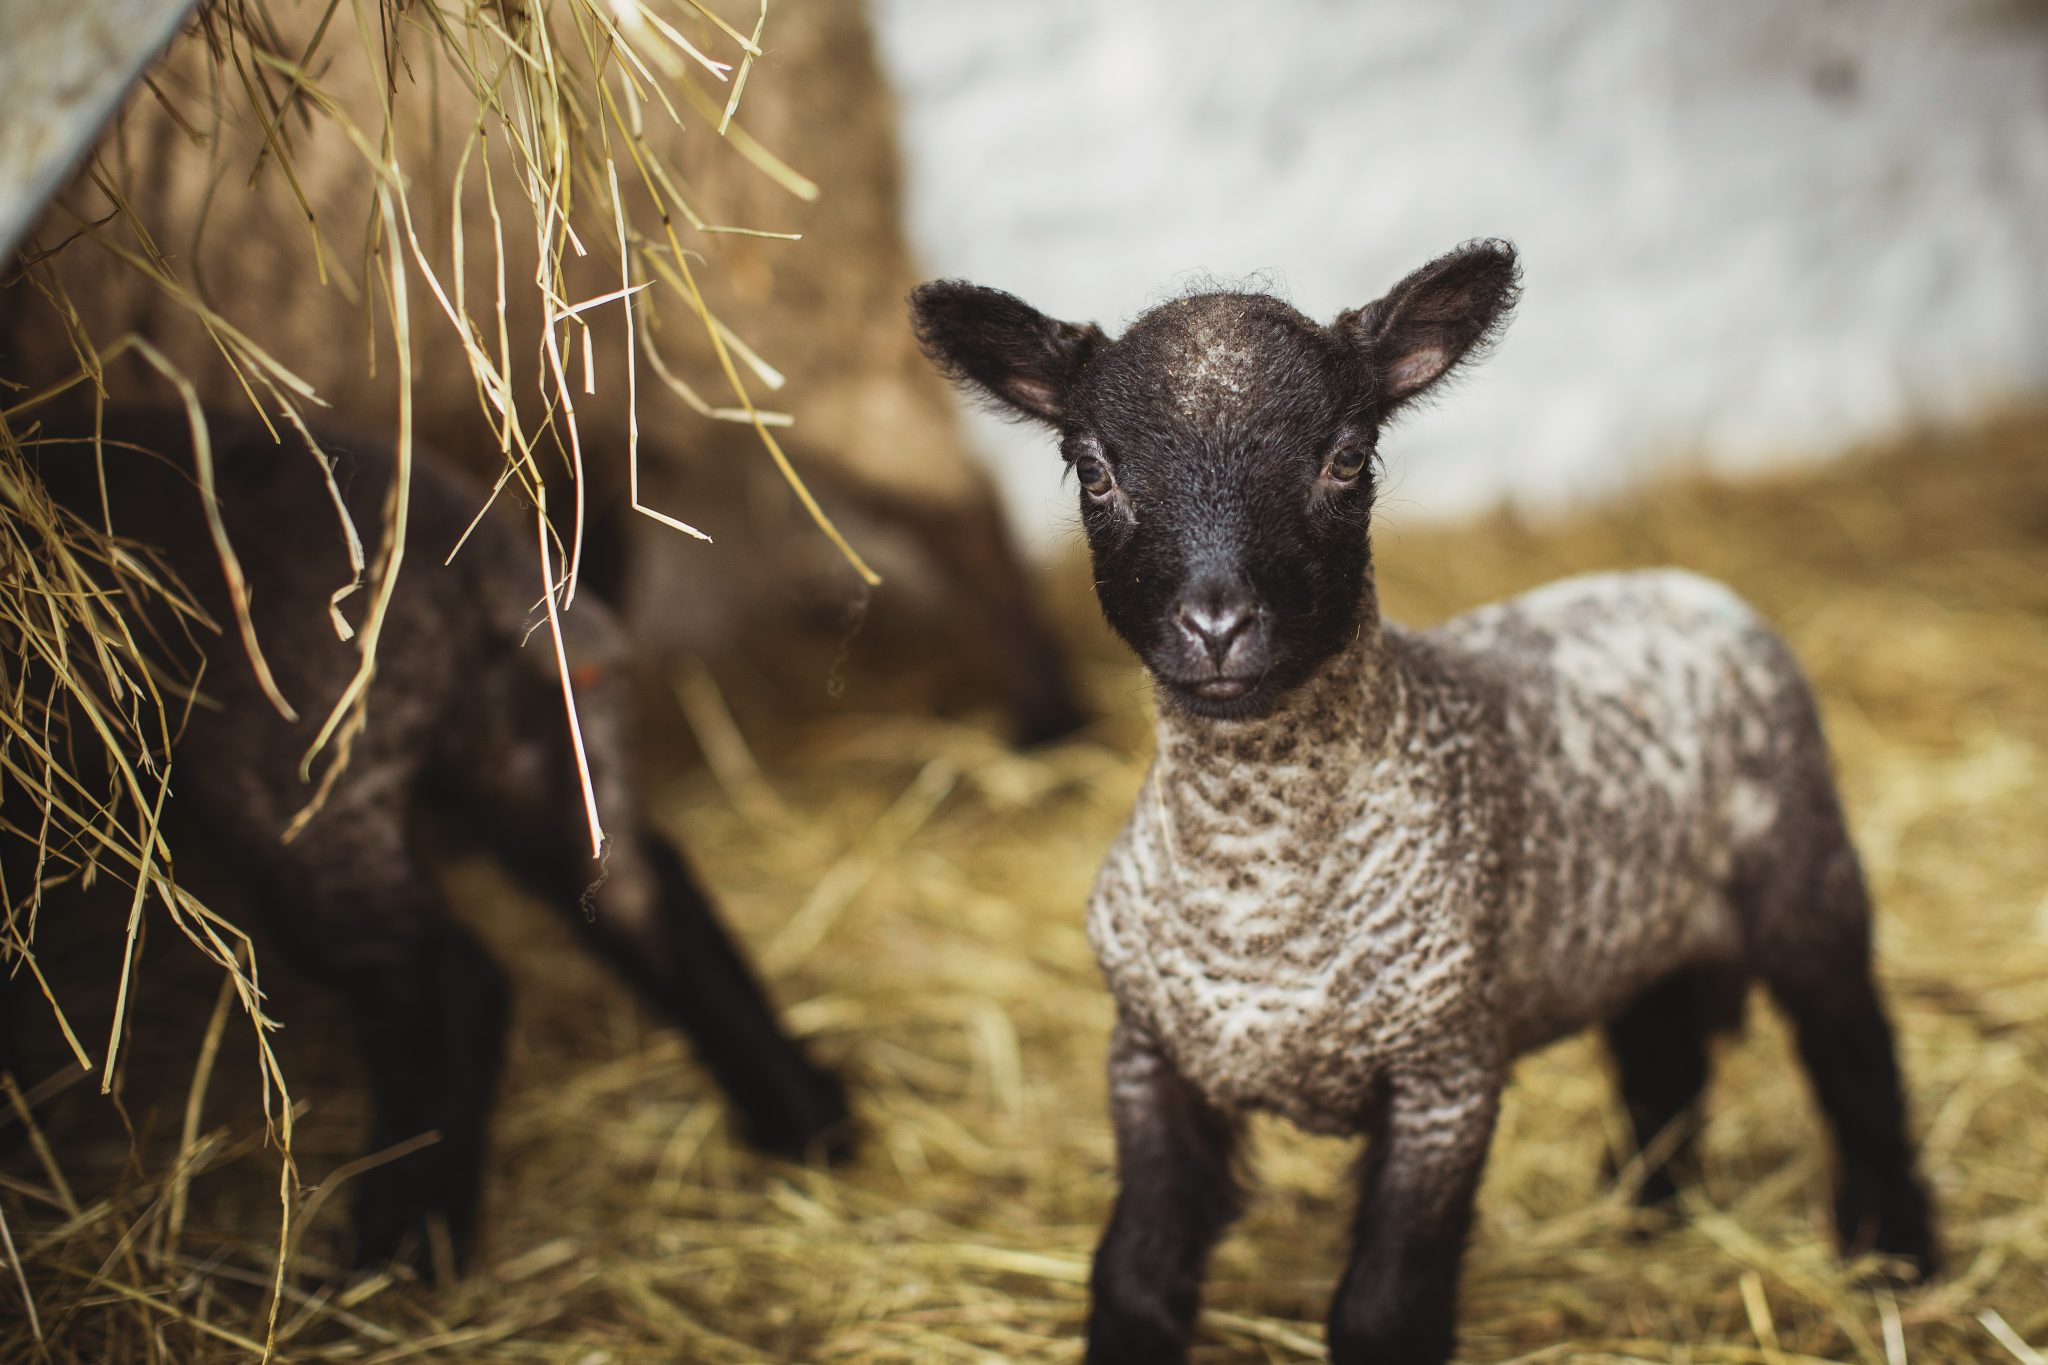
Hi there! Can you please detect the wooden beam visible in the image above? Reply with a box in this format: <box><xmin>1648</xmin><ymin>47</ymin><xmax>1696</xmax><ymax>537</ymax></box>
<box><xmin>0</xmin><ymin>0</ymin><xmax>200</xmax><ymax>260</ymax></box>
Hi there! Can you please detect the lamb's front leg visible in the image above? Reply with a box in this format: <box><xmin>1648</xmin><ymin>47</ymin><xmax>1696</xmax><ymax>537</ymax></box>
<box><xmin>1328</xmin><ymin>1063</ymin><xmax>1503</xmax><ymax>1365</ymax></box>
<box><xmin>1085</xmin><ymin>1020</ymin><xmax>1244</xmax><ymax>1365</ymax></box>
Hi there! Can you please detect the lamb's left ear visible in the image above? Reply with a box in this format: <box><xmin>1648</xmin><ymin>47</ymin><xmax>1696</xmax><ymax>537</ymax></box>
<box><xmin>1336</xmin><ymin>239</ymin><xmax>1521</xmax><ymax>414</ymax></box>
<box><xmin>910</xmin><ymin>280</ymin><xmax>1105</xmax><ymax>427</ymax></box>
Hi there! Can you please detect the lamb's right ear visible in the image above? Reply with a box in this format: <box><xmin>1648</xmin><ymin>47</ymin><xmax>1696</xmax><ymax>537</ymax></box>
<box><xmin>910</xmin><ymin>281</ymin><xmax>1104</xmax><ymax>426</ymax></box>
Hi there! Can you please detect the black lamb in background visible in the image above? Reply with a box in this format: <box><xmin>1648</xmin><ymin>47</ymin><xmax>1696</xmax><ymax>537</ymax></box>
<box><xmin>0</xmin><ymin>400</ymin><xmax>850</xmax><ymax>1275</ymax></box>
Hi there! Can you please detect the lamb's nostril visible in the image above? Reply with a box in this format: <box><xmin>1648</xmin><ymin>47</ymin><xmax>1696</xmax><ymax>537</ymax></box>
<box><xmin>1174</xmin><ymin>595</ymin><xmax>1255</xmax><ymax>665</ymax></box>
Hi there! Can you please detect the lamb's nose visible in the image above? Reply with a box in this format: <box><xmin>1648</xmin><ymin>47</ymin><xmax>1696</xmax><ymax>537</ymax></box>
<box><xmin>1174</xmin><ymin>588</ymin><xmax>1255</xmax><ymax>665</ymax></box>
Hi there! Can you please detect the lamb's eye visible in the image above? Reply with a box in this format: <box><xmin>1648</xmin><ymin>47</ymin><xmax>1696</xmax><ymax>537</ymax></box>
<box><xmin>1075</xmin><ymin>454</ymin><xmax>1115</xmax><ymax>497</ymax></box>
<box><xmin>1327</xmin><ymin>446</ymin><xmax>1369</xmax><ymax>482</ymax></box>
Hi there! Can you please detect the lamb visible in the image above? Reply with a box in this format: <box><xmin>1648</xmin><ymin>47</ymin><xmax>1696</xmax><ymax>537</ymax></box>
<box><xmin>3</xmin><ymin>400</ymin><xmax>849</xmax><ymax>1275</ymax></box>
<box><xmin>910</xmin><ymin>241</ymin><xmax>1937</xmax><ymax>1365</ymax></box>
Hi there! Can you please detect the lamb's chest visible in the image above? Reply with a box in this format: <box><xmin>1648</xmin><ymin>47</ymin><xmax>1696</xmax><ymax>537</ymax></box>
<box><xmin>1164</xmin><ymin>971</ymin><xmax>1390</xmax><ymax>1133</ymax></box>
<box><xmin>1088</xmin><ymin>879</ymin><xmax>1426</xmax><ymax>1134</ymax></box>
<box><xmin>1086</xmin><ymin>754</ymin><xmax>1494</xmax><ymax>1132</ymax></box>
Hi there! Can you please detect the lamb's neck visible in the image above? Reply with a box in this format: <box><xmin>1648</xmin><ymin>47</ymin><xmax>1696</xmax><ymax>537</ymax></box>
<box><xmin>1150</xmin><ymin>611</ymin><xmax>1417</xmax><ymax>832</ymax></box>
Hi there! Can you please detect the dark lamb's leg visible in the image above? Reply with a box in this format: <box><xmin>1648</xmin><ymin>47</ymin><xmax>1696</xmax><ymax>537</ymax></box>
<box><xmin>338</xmin><ymin>915</ymin><xmax>508</xmax><ymax>1275</ymax></box>
<box><xmin>470</xmin><ymin>668</ymin><xmax>852</xmax><ymax>1161</ymax></box>
<box><xmin>1085</xmin><ymin>1023</ymin><xmax>1244</xmax><ymax>1365</ymax></box>
<box><xmin>1755</xmin><ymin>839</ymin><xmax>1937</xmax><ymax>1279</ymax></box>
<box><xmin>253</xmin><ymin>833</ymin><xmax>510</xmax><ymax>1277</ymax></box>
<box><xmin>1767</xmin><ymin>956</ymin><xmax>1937</xmax><ymax>1276</ymax></box>
<box><xmin>1604</xmin><ymin>964</ymin><xmax>1749</xmax><ymax>1206</ymax></box>
<box><xmin>568</xmin><ymin>829</ymin><xmax>852</xmax><ymax>1161</ymax></box>
<box><xmin>1327</xmin><ymin>1067</ymin><xmax>1501</xmax><ymax>1365</ymax></box>
<box><xmin>493</xmin><ymin>815</ymin><xmax>850</xmax><ymax>1158</ymax></box>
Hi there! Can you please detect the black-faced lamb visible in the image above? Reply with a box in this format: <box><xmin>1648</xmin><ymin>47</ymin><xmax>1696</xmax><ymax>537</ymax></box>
<box><xmin>3</xmin><ymin>403</ymin><xmax>849</xmax><ymax>1275</ymax></box>
<box><xmin>910</xmin><ymin>241</ymin><xmax>1937</xmax><ymax>1365</ymax></box>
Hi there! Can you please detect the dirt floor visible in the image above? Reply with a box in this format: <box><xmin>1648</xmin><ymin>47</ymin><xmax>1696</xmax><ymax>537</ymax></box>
<box><xmin>4</xmin><ymin>413</ymin><xmax>2046</xmax><ymax>1362</ymax></box>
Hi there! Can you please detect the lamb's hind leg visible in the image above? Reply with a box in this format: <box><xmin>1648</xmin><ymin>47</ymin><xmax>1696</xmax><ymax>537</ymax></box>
<box><xmin>1750</xmin><ymin>837</ymin><xmax>1936</xmax><ymax>1277</ymax></box>
<box><xmin>1604</xmin><ymin>964</ymin><xmax>1750</xmax><ymax>1207</ymax></box>
<box><xmin>247</xmin><ymin>809</ymin><xmax>510</xmax><ymax>1276</ymax></box>
<box><xmin>469</xmin><ymin>670</ymin><xmax>850</xmax><ymax>1161</ymax></box>
<box><xmin>545</xmin><ymin>829</ymin><xmax>852</xmax><ymax>1160</ymax></box>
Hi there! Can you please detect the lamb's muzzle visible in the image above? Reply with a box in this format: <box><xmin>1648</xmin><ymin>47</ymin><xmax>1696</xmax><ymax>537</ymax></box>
<box><xmin>911</xmin><ymin>239</ymin><xmax>1937</xmax><ymax>1365</ymax></box>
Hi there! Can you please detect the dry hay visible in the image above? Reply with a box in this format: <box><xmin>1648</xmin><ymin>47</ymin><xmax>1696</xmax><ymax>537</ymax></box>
<box><xmin>2</xmin><ymin>2</ymin><xmax>863</xmax><ymax>1348</ymax></box>
<box><xmin>4</xmin><ymin>411</ymin><xmax>2046</xmax><ymax>1361</ymax></box>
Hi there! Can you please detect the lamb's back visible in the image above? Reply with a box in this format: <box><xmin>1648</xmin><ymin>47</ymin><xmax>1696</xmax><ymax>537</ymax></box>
<box><xmin>32</xmin><ymin>412</ymin><xmax>623</xmax><ymax>845</ymax></box>
<box><xmin>1430</xmin><ymin>569</ymin><xmax>1819</xmax><ymax>1050</ymax></box>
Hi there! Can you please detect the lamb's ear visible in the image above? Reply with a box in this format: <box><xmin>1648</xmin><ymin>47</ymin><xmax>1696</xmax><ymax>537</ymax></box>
<box><xmin>910</xmin><ymin>280</ymin><xmax>1104</xmax><ymax>426</ymax></box>
<box><xmin>1336</xmin><ymin>240</ymin><xmax>1521</xmax><ymax>415</ymax></box>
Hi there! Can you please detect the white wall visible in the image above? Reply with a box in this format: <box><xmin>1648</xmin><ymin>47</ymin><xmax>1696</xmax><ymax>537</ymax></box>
<box><xmin>871</xmin><ymin>0</ymin><xmax>2048</xmax><ymax>547</ymax></box>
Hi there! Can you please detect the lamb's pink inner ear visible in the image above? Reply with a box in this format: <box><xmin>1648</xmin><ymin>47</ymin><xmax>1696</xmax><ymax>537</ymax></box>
<box><xmin>1007</xmin><ymin>375</ymin><xmax>1060</xmax><ymax>416</ymax></box>
<box><xmin>1385</xmin><ymin>345</ymin><xmax>1448</xmax><ymax>399</ymax></box>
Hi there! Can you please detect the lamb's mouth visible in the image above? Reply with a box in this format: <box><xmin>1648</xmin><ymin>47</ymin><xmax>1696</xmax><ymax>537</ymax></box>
<box><xmin>1157</xmin><ymin>672</ymin><xmax>1283</xmax><ymax>720</ymax></box>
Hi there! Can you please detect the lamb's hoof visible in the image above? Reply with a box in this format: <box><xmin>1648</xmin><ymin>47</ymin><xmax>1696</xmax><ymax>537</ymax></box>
<box><xmin>738</xmin><ymin>1063</ymin><xmax>858</xmax><ymax>1165</ymax></box>
<box><xmin>349</xmin><ymin>1188</ymin><xmax>472</xmax><ymax>1284</ymax></box>
<box><xmin>1634</xmin><ymin>1165</ymin><xmax>1685</xmax><ymax>1210</ymax></box>
<box><xmin>1623</xmin><ymin>1199</ymin><xmax>1685</xmax><ymax>1246</ymax></box>
<box><xmin>1085</xmin><ymin>1308</ymin><xmax>1191</xmax><ymax>1365</ymax></box>
<box><xmin>1601</xmin><ymin>1148</ymin><xmax>1697</xmax><ymax>1219</ymax></box>
<box><xmin>1837</xmin><ymin>1176</ymin><xmax>1939</xmax><ymax>1284</ymax></box>
<box><xmin>1326</xmin><ymin>1312</ymin><xmax>1456</xmax><ymax>1365</ymax></box>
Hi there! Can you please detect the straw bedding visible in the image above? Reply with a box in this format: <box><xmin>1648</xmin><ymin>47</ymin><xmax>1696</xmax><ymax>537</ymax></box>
<box><xmin>2</xmin><ymin>411</ymin><xmax>2045</xmax><ymax>1361</ymax></box>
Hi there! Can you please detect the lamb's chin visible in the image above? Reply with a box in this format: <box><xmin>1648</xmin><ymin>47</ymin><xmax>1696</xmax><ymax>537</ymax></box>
<box><xmin>1154</xmin><ymin>675</ymin><xmax>1286</xmax><ymax>722</ymax></box>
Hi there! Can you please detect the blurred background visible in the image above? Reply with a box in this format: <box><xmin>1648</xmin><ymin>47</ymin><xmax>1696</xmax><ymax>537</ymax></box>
<box><xmin>874</xmin><ymin>0</ymin><xmax>2048</xmax><ymax>538</ymax></box>
<box><xmin>2</xmin><ymin>2</ymin><xmax>2044</xmax><ymax>1361</ymax></box>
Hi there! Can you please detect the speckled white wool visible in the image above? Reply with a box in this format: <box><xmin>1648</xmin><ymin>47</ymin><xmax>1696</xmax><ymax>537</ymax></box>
<box><xmin>1089</xmin><ymin>567</ymin><xmax>1857</xmax><ymax>1152</ymax></box>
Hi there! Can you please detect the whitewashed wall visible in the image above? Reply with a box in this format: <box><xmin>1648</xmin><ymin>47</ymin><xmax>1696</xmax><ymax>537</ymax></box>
<box><xmin>871</xmin><ymin>0</ymin><xmax>2048</xmax><ymax>547</ymax></box>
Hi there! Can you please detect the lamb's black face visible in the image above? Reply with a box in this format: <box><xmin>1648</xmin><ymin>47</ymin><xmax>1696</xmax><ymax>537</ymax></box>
<box><xmin>1059</xmin><ymin>296</ymin><xmax>1376</xmax><ymax>718</ymax></box>
<box><xmin>912</xmin><ymin>241</ymin><xmax>1520</xmax><ymax>722</ymax></box>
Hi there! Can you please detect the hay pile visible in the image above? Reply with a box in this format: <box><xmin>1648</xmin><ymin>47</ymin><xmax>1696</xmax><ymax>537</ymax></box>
<box><xmin>5</xmin><ymin>411</ymin><xmax>2046</xmax><ymax>1361</ymax></box>
<box><xmin>2</xmin><ymin>4</ymin><xmax>860</xmax><ymax>1348</ymax></box>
